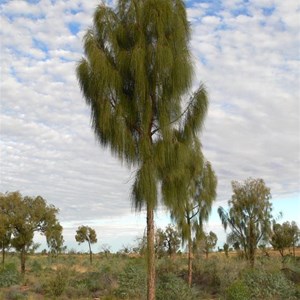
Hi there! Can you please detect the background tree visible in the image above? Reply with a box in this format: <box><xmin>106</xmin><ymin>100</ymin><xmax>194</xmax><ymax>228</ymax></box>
<box><xmin>0</xmin><ymin>192</ymin><xmax>15</xmax><ymax>265</ymax></box>
<box><xmin>163</xmin><ymin>225</ymin><xmax>181</xmax><ymax>258</ymax></box>
<box><xmin>270</xmin><ymin>221</ymin><xmax>300</xmax><ymax>257</ymax></box>
<box><xmin>154</xmin><ymin>225</ymin><xmax>180</xmax><ymax>258</ymax></box>
<box><xmin>155</xmin><ymin>228</ymin><xmax>166</xmax><ymax>258</ymax></box>
<box><xmin>202</xmin><ymin>231</ymin><xmax>218</xmax><ymax>258</ymax></box>
<box><xmin>223</xmin><ymin>243</ymin><xmax>229</xmax><ymax>258</ymax></box>
<box><xmin>169</xmin><ymin>158</ymin><xmax>217</xmax><ymax>287</ymax></box>
<box><xmin>1</xmin><ymin>192</ymin><xmax>60</xmax><ymax>274</ymax></box>
<box><xmin>218</xmin><ymin>178</ymin><xmax>273</xmax><ymax>267</ymax></box>
<box><xmin>133</xmin><ymin>233</ymin><xmax>148</xmax><ymax>256</ymax></box>
<box><xmin>290</xmin><ymin>221</ymin><xmax>300</xmax><ymax>256</ymax></box>
<box><xmin>100</xmin><ymin>243</ymin><xmax>111</xmax><ymax>257</ymax></box>
<box><xmin>75</xmin><ymin>226</ymin><xmax>97</xmax><ymax>264</ymax></box>
<box><xmin>46</xmin><ymin>222</ymin><xmax>65</xmax><ymax>257</ymax></box>
<box><xmin>76</xmin><ymin>1</ymin><xmax>208</xmax><ymax>298</ymax></box>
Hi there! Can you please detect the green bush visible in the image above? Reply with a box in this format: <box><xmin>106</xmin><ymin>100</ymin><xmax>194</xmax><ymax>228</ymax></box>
<box><xmin>192</xmin><ymin>257</ymin><xmax>221</xmax><ymax>290</ymax></box>
<box><xmin>156</xmin><ymin>257</ymin><xmax>184</xmax><ymax>276</ymax></box>
<box><xmin>156</xmin><ymin>273</ymin><xmax>197</xmax><ymax>300</ymax></box>
<box><xmin>114</xmin><ymin>262</ymin><xmax>146</xmax><ymax>299</ymax></box>
<box><xmin>30</xmin><ymin>260</ymin><xmax>42</xmax><ymax>274</ymax></box>
<box><xmin>225</xmin><ymin>280</ymin><xmax>250</xmax><ymax>300</ymax></box>
<box><xmin>243</xmin><ymin>269</ymin><xmax>298</xmax><ymax>299</ymax></box>
<box><xmin>0</xmin><ymin>263</ymin><xmax>21</xmax><ymax>287</ymax></box>
<box><xmin>71</xmin><ymin>271</ymin><xmax>103</xmax><ymax>293</ymax></box>
<box><xmin>44</xmin><ymin>267</ymin><xmax>69</xmax><ymax>297</ymax></box>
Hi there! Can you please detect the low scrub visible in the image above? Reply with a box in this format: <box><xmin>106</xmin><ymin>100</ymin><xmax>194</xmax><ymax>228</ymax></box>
<box><xmin>0</xmin><ymin>263</ymin><xmax>21</xmax><ymax>288</ymax></box>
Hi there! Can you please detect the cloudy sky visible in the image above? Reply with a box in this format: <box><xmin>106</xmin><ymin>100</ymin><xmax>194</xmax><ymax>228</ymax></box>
<box><xmin>1</xmin><ymin>0</ymin><xmax>299</xmax><ymax>252</ymax></box>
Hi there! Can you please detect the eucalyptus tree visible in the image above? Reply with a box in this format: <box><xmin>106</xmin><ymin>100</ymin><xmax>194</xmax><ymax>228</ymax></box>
<box><xmin>223</xmin><ymin>242</ymin><xmax>229</xmax><ymax>258</ymax></box>
<box><xmin>75</xmin><ymin>226</ymin><xmax>97</xmax><ymax>264</ymax></box>
<box><xmin>0</xmin><ymin>191</ymin><xmax>61</xmax><ymax>274</ymax></box>
<box><xmin>76</xmin><ymin>1</ymin><xmax>208</xmax><ymax>298</ymax></box>
<box><xmin>218</xmin><ymin>178</ymin><xmax>273</xmax><ymax>267</ymax></box>
<box><xmin>168</xmin><ymin>159</ymin><xmax>217</xmax><ymax>287</ymax></box>
<box><xmin>270</xmin><ymin>221</ymin><xmax>300</xmax><ymax>257</ymax></box>
<box><xmin>154</xmin><ymin>225</ymin><xmax>181</xmax><ymax>258</ymax></box>
<box><xmin>46</xmin><ymin>222</ymin><xmax>65</xmax><ymax>257</ymax></box>
<box><xmin>0</xmin><ymin>192</ymin><xmax>14</xmax><ymax>265</ymax></box>
<box><xmin>202</xmin><ymin>231</ymin><xmax>218</xmax><ymax>258</ymax></box>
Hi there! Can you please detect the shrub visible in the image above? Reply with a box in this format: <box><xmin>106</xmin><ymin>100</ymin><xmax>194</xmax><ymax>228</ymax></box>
<box><xmin>114</xmin><ymin>262</ymin><xmax>146</xmax><ymax>299</ymax></box>
<box><xmin>156</xmin><ymin>257</ymin><xmax>184</xmax><ymax>276</ymax></box>
<box><xmin>192</xmin><ymin>256</ymin><xmax>221</xmax><ymax>290</ymax></box>
<box><xmin>225</xmin><ymin>280</ymin><xmax>250</xmax><ymax>300</ymax></box>
<box><xmin>44</xmin><ymin>267</ymin><xmax>69</xmax><ymax>297</ymax></box>
<box><xmin>30</xmin><ymin>260</ymin><xmax>42</xmax><ymax>274</ymax></box>
<box><xmin>156</xmin><ymin>273</ymin><xmax>197</xmax><ymax>300</ymax></box>
<box><xmin>243</xmin><ymin>269</ymin><xmax>298</xmax><ymax>299</ymax></box>
<box><xmin>0</xmin><ymin>263</ymin><xmax>21</xmax><ymax>287</ymax></box>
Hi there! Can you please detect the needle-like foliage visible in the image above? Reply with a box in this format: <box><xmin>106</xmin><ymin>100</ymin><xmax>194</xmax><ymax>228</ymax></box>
<box><xmin>76</xmin><ymin>1</ymin><xmax>208</xmax><ymax>298</ymax></box>
<box><xmin>75</xmin><ymin>225</ymin><xmax>97</xmax><ymax>264</ymax></box>
<box><xmin>167</xmin><ymin>157</ymin><xmax>217</xmax><ymax>287</ymax></box>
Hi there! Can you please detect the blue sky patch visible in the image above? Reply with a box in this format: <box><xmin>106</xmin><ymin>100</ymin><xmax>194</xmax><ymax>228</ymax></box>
<box><xmin>68</xmin><ymin>22</ymin><xmax>81</xmax><ymax>35</ymax></box>
<box><xmin>262</xmin><ymin>6</ymin><xmax>275</xmax><ymax>16</ymax></box>
<box><xmin>186</xmin><ymin>0</ymin><xmax>223</xmax><ymax>17</ymax></box>
<box><xmin>26</xmin><ymin>0</ymin><xmax>40</xmax><ymax>4</ymax></box>
<box><xmin>231</xmin><ymin>6</ymin><xmax>252</xmax><ymax>17</ymax></box>
<box><xmin>32</xmin><ymin>38</ymin><xmax>48</xmax><ymax>53</ymax></box>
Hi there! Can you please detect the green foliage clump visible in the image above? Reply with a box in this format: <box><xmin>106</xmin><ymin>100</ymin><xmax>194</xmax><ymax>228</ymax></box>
<box><xmin>225</xmin><ymin>280</ymin><xmax>250</xmax><ymax>300</ymax></box>
<box><xmin>44</xmin><ymin>267</ymin><xmax>69</xmax><ymax>297</ymax></box>
<box><xmin>156</xmin><ymin>273</ymin><xmax>197</xmax><ymax>300</ymax></box>
<box><xmin>0</xmin><ymin>263</ymin><xmax>21</xmax><ymax>287</ymax></box>
<box><xmin>114</xmin><ymin>263</ymin><xmax>146</xmax><ymax>299</ymax></box>
<box><xmin>30</xmin><ymin>259</ymin><xmax>42</xmax><ymax>274</ymax></box>
<box><xmin>200</xmin><ymin>257</ymin><xmax>221</xmax><ymax>287</ymax></box>
<box><xmin>157</xmin><ymin>256</ymin><xmax>183</xmax><ymax>275</ymax></box>
<box><xmin>243</xmin><ymin>269</ymin><xmax>298</xmax><ymax>299</ymax></box>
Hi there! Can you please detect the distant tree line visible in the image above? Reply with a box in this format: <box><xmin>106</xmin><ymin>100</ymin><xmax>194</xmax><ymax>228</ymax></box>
<box><xmin>1</xmin><ymin>179</ymin><xmax>299</xmax><ymax>284</ymax></box>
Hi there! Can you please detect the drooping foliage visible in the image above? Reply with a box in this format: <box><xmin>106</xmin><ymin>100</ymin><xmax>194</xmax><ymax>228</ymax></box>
<box><xmin>218</xmin><ymin>178</ymin><xmax>273</xmax><ymax>267</ymax></box>
<box><xmin>76</xmin><ymin>1</ymin><xmax>208</xmax><ymax>298</ymax></box>
<box><xmin>169</xmin><ymin>159</ymin><xmax>217</xmax><ymax>243</ymax></box>
<box><xmin>168</xmin><ymin>157</ymin><xmax>217</xmax><ymax>286</ymax></box>
<box><xmin>76</xmin><ymin>0</ymin><xmax>208</xmax><ymax>211</ymax></box>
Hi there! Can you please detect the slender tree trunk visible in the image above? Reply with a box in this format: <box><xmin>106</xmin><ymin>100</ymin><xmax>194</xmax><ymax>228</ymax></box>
<box><xmin>293</xmin><ymin>243</ymin><xmax>295</xmax><ymax>257</ymax></box>
<box><xmin>20</xmin><ymin>249</ymin><xmax>26</xmax><ymax>274</ymax></box>
<box><xmin>2</xmin><ymin>242</ymin><xmax>5</xmax><ymax>266</ymax></box>
<box><xmin>249</xmin><ymin>221</ymin><xmax>255</xmax><ymax>268</ymax></box>
<box><xmin>147</xmin><ymin>205</ymin><xmax>155</xmax><ymax>300</ymax></box>
<box><xmin>188</xmin><ymin>238</ymin><xmax>193</xmax><ymax>288</ymax></box>
<box><xmin>88</xmin><ymin>242</ymin><xmax>92</xmax><ymax>264</ymax></box>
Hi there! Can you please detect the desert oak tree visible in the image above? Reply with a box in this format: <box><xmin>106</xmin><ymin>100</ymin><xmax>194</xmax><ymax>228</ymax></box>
<box><xmin>169</xmin><ymin>159</ymin><xmax>217</xmax><ymax>287</ymax></box>
<box><xmin>76</xmin><ymin>1</ymin><xmax>208</xmax><ymax>298</ymax></box>
<box><xmin>75</xmin><ymin>225</ymin><xmax>97</xmax><ymax>264</ymax></box>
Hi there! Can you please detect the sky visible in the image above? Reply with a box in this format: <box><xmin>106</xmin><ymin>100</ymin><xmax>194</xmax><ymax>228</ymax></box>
<box><xmin>0</xmin><ymin>0</ymin><xmax>299</xmax><ymax>253</ymax></box>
